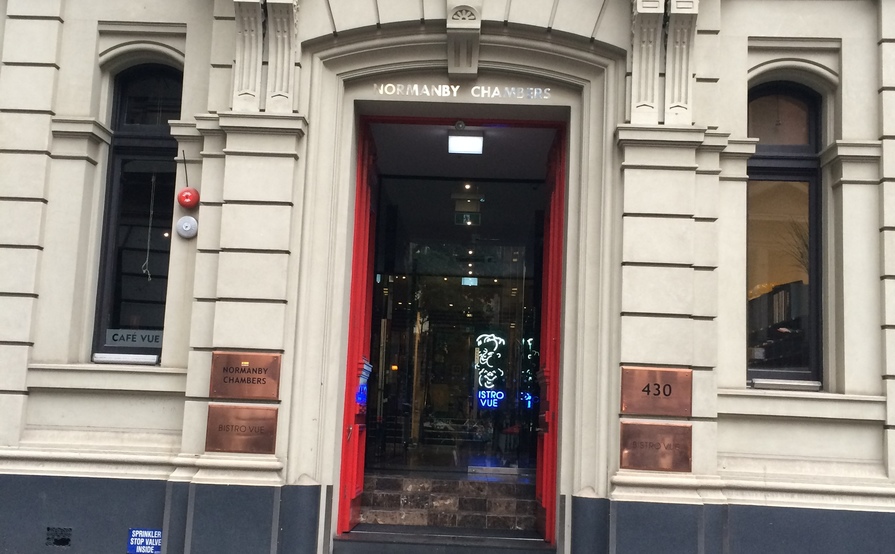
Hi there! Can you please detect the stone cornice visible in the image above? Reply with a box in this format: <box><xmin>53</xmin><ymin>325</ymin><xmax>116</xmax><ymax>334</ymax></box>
<box><xmin>617</xmin><ymin>124</ymin><xmax>707</xmax><ymax>148</ymax></box>
<box><xmin>217</xmin><ymin>112</ymin><xmax>308</xmax><ymax>136</ymax></box>
<box><xmin>50</xmin><ymin>117</ymin><xmax>112</xmax><ymax>144</ymax></box>
<box><xmin>820</xmin><ymin>140</ymin><xmax>883</xmax><ymax>167</ymax></box>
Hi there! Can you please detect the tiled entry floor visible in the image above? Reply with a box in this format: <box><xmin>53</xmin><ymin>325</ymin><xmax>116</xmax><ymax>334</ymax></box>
<box><xmin>360</xmin><ymin>470</ymin><xmax>539</xmax><ymax>531</ymax></box>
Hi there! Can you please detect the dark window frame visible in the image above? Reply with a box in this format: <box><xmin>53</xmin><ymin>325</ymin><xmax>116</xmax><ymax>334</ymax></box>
<box><xmin>93</xmin><ymin>64</ymin><xmax>182</xmax><ymax>359</ymax></box>
<box><xmin>747</xmin><ymin>82</ymin><xmax>823</xmax><ymax>383</ymax></box>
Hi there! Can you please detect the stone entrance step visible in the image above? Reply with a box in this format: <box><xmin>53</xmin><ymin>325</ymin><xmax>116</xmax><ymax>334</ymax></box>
<box><xmin>360</xmin><ymin>472</ymin><xmax>538</xmax><ymax>531</ymax></box>
<box><xmin>333</xmin><ymin>524</ymin><xmax>555</xmax><ymax>554</ymax></box>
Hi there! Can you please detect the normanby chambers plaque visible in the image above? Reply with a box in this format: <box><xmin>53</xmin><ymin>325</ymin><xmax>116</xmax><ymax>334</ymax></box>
<box><xmin>210</xmin><ymin>351</ymin><xmax>281</xmax><ymax>400</ymax></box>
<box><xmin>620</xmin><ymin>422</ymin><xmax>692</xmax><ymax>472</ymax></box>
<box><xmin>206</xmin><ymin>404</ymin><xmax>278</xmax><ymax>454</ymax></box>
<box><xmin>620</xmin><ymin>366</ymin><xmax>692</xmax><ymax>417</ymax></box>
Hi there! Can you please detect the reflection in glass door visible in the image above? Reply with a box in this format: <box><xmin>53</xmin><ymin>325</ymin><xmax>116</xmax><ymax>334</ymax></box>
<box><xmin>364</xmin><ymin>179</ymin><xmax>548</xmax><ymax>474</ymax></box>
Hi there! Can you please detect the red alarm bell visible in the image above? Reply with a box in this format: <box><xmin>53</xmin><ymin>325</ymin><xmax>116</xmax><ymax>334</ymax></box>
<box><xmin>177</xmin><ymin>187</ymin><xmax>200</xmax><ymax>209</ymax></box>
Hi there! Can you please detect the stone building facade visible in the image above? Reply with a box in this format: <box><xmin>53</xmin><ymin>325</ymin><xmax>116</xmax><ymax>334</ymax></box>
<box><xmin>1</xmin><ymin>0</ymin><xmax>894</xmax><ymax>552</ymax></box>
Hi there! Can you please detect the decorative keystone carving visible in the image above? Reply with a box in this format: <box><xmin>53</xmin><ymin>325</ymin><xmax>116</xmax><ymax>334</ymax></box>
<box><xmin>631</xmin><ymin>0</ymin><xmax>665</xmax><ymax>125</ymax></box>
<box><xmin>233</xmin><ymin>0</ymin><xmax>264</xmax><ymax>112</ymax></box>
<box><xmin>265</xmin><ymin>0</ymin><xmax>298</xmax><ymax>113</ymax></box>
<box><xmin>446</xmin><ymin>1</ymin><xmax>483</xmax><ymax>78</ymax></box>
<box><xmin>664</xmin><ymin>0</ymin><xmax>699</xmax><ymax>125</ymax></box>
<box><xmin>451</xmin><ymin>8</ymin><xmax>477</xmax><ymax>20</ymax></box>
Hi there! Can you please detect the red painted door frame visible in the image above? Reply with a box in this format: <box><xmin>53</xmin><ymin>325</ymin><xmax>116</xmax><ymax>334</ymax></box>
<box><xmin>337</xmin><ymin>116</ymin><xmax>566</xmax><ymax>542</ymax></box>
<box><xmin>535</xmin><ymin>132</ymin><xmax>565</xmax><ymax>543</ymax></box>
<box><xmin>337</xmin><ymin>122</ymin><xmax>377</xmax><ymax>534</ymax></box>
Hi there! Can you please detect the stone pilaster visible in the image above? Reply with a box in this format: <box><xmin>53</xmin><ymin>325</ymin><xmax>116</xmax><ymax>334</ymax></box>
<box><xmin>880</xmin><ymin>0</ymin><xmax>895</xmax><ymax>478</ymax></box>
<box><xmin>692</xmin><ymin>0</ymin><xmax>720</xmax><ymax>128</ymax></box>
<box><xmin>715</xmin><ymin>139</ymin><xmax>756</xmax><ymax>389</ymax></box>
<box><xmin>0</xmin><ymin>0</ymin><xmax>64</xmax><ymax>446</ymax></box>
<box><xmin>177</xmin><ymin>114</ymin><xmax>225</xmax><ymax>459</ymax></box>
<box><xmin>618</xmin><ymin>125</ymin><xmax>721</xmax><ymax>475</ymax></box>
<box><xmin>176</xmin><ymin>112</ymin><xmax>306</xmax><ymax>485</ymax></box>
<box><xmin>691</xmin><ymin>129</ymin><xmax>728</xmax><ymax>412</ymax></box>
<box><xmin>822</xmin><ymin>142</ymin><xmax>882</xmax><ymax>395</ymax></box>
<box><xmin>163</xmin><ymin>122</ymin><xmax>203</xmax><ymax>369</ymax></box>
<box><xmin>31</xmin><ymin>118</ymin><xmax>110</xmax><ymax>364</ymax></box>
<box><xmin>213</xmin><ymin>113</ymin><xmax>305</xmax><ymax>352</ymax></box>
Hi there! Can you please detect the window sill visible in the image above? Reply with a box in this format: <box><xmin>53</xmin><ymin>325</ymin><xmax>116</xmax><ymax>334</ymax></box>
<box><xmin>93</xmin><ymin>353</ymin><xmax>158</xmax><ymax>365</ymax></box>
<box><xmin>750</xmin><ymin>378</ymin><xmax>822</xmax><ymax>392</ymax></box>
<box><xmin>26</xmin><ymin>363</ymin><xmax>187</xmax><ymax>394</ymax></box>
<box><xmin>717</xmin><ymin>388</ymin><xmax>885</xmax><ymax>422</ymax></box>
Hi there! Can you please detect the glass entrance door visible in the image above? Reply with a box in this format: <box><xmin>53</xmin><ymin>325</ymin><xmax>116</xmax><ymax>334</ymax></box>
<box><xmin>366</xmin><ymin>238</ymin><xmax>543</xmax><ymax>473</ymax></box>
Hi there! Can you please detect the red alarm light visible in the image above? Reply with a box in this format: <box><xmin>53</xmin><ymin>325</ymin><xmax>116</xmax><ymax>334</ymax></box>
<box><xmin>177</xmin><ymin>187</ymin><xmax>200</xmax><ymax>209</ymax></box>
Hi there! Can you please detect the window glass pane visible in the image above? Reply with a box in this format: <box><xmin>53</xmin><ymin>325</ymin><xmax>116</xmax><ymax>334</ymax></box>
<box><xmin>747</xmin><ymin>180</ymin><xmax>810</xmax><ymax>371</ymax></box>
<box><xmin>748</xmin><ymin>94</ymin><xmax>810</xmax><ymax>145</ymax></box>
<box><xmin>102</xmin><ymin>158</ymin><xmax>175</xmax><ymax>348</ymax></box>
<box><xmin>96</xmin><ymin>65</ymin><xmax>182</xmax><ymax>357</ymax></box>
<box><xmin>118</xmin><ymin>70</ymin><xmax>182</xmax><ymax>127</ymax></box>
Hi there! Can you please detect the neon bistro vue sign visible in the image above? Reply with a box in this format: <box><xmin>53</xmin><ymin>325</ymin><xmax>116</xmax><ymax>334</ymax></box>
<box><xmin>373</xmin><ymin>83</ymin><xmax>552</xmax><ymax>100</ymax></box>
<box><xmin>476</xmin><ymin>333</ymin><xmax>507</xmax><ymax>409</ymax></box>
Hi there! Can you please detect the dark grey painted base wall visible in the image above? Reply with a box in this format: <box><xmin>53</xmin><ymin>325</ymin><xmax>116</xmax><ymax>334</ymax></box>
<box><xmin>0</xmin><ymin>474</ymin><xmax>321</xmax><ymax>554</ymax></box>
<box><xmin>0</xmin><ymin>475</ymin><xmax>166</xmax><ymax>554</ymax></box>
<box><xmin>571</xmin><ymin>496</ymin><xmax>895</xmax><ymax>554</ymax></box>
<box><xmin>4</xmin><ymin>474</ymin><xmax>895</xmax><ymax>554</ymax></box>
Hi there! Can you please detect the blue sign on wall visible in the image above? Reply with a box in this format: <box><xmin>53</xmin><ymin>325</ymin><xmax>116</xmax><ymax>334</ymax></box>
<box><xmin>355</xmin><ymin>384</ymin><xmax>368</xmax><ymax>405</ymax></box>
<box><xmin>127</xmin><ymin>529</ymin><xmax>162</xmax><ymax>554</ymax></box>
<box><xmin>520</xmin><ymin>391</ymin><xmax>539</xmax><ymax>409</ymax></box>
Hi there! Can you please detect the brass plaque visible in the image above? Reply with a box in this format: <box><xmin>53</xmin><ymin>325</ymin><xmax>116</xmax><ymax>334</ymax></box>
<box><xmin>210</xmin><ymin>351</ymin><xmax>281</xmax><ymax>400</ymax></box>
<box><xmin>620</xmin><ymin>366</ymin><xmax>692</xmax><ymax>417</ymax></box>
<box><xmin>620</xmin><ymin>421</ymin><xmax>692</xmax><ymax>472</ymax></box>
<box><xmin>205</xmin><ymin>404</ymin><xmax>278</xmax><ymax>454</ymax></box>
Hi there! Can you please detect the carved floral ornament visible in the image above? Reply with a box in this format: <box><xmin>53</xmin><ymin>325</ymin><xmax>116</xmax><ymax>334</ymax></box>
<box><xmin>451</xmin><ymin>7</ymin><xmax>477</xmax><ymax>21</ymax></box>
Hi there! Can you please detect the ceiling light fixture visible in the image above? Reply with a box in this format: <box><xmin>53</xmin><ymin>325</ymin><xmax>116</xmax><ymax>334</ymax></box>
<box><xmin>448</xmin><ymin>133</ymin><xmax>483</xmax><ymax>155</ymax></box>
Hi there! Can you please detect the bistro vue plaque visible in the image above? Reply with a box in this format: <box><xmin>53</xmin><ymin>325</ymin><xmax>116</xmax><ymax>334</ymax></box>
<box><xmin>620</xmin><ymin>366</ymin><xmax>692</xmax><ymax>417</ymax></box>
<box><xmin>205</xmin><ymin>404</ymin><xmax>278</xmax><ymax>454</ymax></box>
<box><xmin>620</xmin><ymin>421</ymin><xmax>692</xmax><ymax>472</ymax></box>
<box><xmin>210</xmin><ymin>351</ymin><xmax>281</xmax><ymax>400</ymax></box>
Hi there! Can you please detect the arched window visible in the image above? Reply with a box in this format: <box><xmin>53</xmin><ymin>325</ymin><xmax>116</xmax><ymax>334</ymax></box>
<box><xmin>746</xmin><ymin>83</ymin><xmax>822</xmax><ymax>384</ymax></box>
<box><xmin>93</xmin><ymin>64</ymin><xmax>183</xmax><ymax>363</ymax></box>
